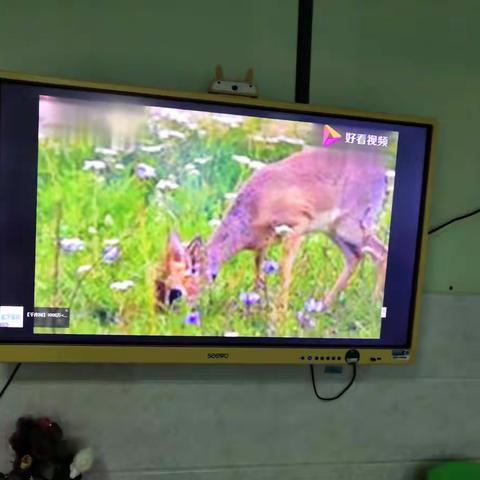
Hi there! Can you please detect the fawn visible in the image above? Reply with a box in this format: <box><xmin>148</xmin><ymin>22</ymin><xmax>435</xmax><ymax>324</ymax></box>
<box><xmin>156</xmin><ymin>147</ymin><xmax>388</xmax><ymax>313</ymax></box>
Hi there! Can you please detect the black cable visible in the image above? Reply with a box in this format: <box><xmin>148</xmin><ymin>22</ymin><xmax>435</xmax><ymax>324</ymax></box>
<box><xmin>310</xmin><ymin>363</ymin><xmax>356</xmax><ymax>401</ymax></box>
<box><xmin>428</xmin><ymin>207</ymin><xmax>480</xmax><ymax>235</ymax></box>
<box><xmin>0</xmin><ymin>363</ymin><xmax>21</xmax><ymax>400</ymax></box>
<box><xmin>295</xmin><ymin>0</ymin><xmax>314</xmax><ymax>103</ymax></box>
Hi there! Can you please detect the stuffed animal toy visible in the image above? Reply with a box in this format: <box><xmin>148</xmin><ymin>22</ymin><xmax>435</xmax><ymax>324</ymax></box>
<box><xmin>0</xmin><ymin>417</ymin><xmax>93</xmax><ymax>480</ymax></box>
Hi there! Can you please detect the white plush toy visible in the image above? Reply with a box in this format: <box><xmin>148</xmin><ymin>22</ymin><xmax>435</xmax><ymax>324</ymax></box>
<box><xmin>69</xmin><ymin>448</ymin><xmax>94</xmax><ymax>479</ymax></box>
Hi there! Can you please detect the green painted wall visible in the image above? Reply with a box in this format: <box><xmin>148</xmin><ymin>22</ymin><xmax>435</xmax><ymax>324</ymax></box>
<box><xmin>311</xmin><ymin>0</ymin><xmax>479</xmax><ymax>293</ymax></box>
<box><xmin>0</xmin><ymin>0</ymin><xmax>297</xmax><ymax>100</ymax></box>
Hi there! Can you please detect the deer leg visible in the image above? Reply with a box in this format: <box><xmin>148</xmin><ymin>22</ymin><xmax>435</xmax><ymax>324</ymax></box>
<box><xmin>323</xmin><ymin>238</ymin><xmax>362</xmax><ymax>310</ymax></box>
<box><xmin>363</xmin><ymin>234</ymin><xmax>387</xmax><ymax>299</ymax></box>
<box><xmin>254</xmin><ymin>248</ymin><xmax>266</xmax><ymax>291</ymax></box>
<box><xmin>278</xmin><ymin>234</ymin><xmax>303</xmax><ymax>313</ymax></box>
<box><xmin>374</xmin><ymin>258</ymin><xmax>387</xmax><ymax>299</ymax></box>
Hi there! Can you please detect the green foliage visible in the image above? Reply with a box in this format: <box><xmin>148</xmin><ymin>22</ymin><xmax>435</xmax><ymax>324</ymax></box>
<box><xmin>35</xmin><ymin>111</ymin><xmax>393</xmax><ymax>339</ymax></box>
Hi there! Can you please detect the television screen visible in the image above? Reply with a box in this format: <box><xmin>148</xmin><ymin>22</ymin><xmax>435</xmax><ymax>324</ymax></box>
<box><xmin>0</xmin><ymin>76</ymin><xmax>433</xmax><ymax>363</ymax></box>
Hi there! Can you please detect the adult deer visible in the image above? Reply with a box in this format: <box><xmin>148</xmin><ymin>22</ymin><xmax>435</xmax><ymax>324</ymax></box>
<box><xmin>156</xmin><ymin>147</ymin><xmax>388</xmax><ymax>313</ymax></box>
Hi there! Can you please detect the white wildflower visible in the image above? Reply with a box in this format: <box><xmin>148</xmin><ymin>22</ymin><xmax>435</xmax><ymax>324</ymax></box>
<box><xmin>103</xmin><ymin>238</ymin><xmax>120</xmax><ymax>247</ymax></box>
<box><xmin>249</xmin><ymin>160</ymin><xmax>266</xmax><ymax>170</ymax></box>
<box><xmin>156</xmin><ymin>179</ymin><xmax>179</xmax><ymax>191</ymax></box>
<box><xmin>232</xmin><ymin>154</ymin><xmax>251</xmax><ymax>165</ymax></box>
<box><xmin>275</xmin><ymin>135</ymin><xmax>305</xmax><ymax>146</ymax></box>
<box><xmin>224</xmin><ymin>331</ymin><xmax>239</xmax><ymax>337</ymax></box>
<box><xmin>110</xmin><ymin>280</ymin><xmax>134</xmax><ymax>291</ymax></box>
<box><xmin>212</xmin><ymin>114</ymin><xmax>244</xmax><ymax>127</ymax></box>
<box><xmin>83</xmin><ymin>160</ymin><xmax>106</xmax><ymax>172</ymax></box>
<box><xmin>140</xmin><ymin>144</ymin><xmax>164</xmax><ymax>153</ymax></box>
<box><xmin>158</xmin><ymin>129</ymin><xmax>186</xmax><ymax>140</ymax></box>
<box><xmin>76</xmin><ymin>265</ymin><xmax>93</xmax><ymax>275</ymax></box>
<box><xmin>153</xmin><ymin>108</ymin><xmax>197</xmax><ymax>128</ymax></box>
<box><xmin>104</xmin><ymin>214</ymin><xmax>114</xmax><ymax>226</ymax></box>
<box><xmin>193</xmin><ymin>156</ymin><xmax>212</xmax><ymax>165</ymax></box>
<box><xmin>95</xmin><ymin>147</ymin><xmax>118</xmax><ymax>156</ymax></box>
<box><xmin>224</xmin><ymin>192</ymin><xmax>238</xmax><ymax>201</ymax></box>
<box><xmin>208</xmin><ymin>219</ymin><xmax>221</xmax><ymax>228</ymax></box>
<box><xmin>250</xmin><ymin>134</ymin><xmax>266</xmax><ymax>142</ymax></box>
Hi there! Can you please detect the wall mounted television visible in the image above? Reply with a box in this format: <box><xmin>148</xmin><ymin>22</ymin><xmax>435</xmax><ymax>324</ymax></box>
<box><xmin>0</xmin><ymin>71</ymin><xmax>434</xmax><ymax>364</ymax></box>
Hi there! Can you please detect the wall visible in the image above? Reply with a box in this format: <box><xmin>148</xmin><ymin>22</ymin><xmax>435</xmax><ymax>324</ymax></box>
<box><xmin>0</xmin><ymin>1</ymin><xmax>479</xmax><ymax>479</ymax></box>
<box><xmin>0</xmin><ymin>0</ymin><xmax>296</xmax><ymax>101</ymax></box>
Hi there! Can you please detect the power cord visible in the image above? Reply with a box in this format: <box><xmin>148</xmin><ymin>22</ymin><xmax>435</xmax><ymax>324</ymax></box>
<box><xmin>310</xmin><ymin>363</ymin><xmax>357</xmax><ymax>401</ymax></box>
<box><xmin>428</xmin><ymin>207</ymin><xmax>480</xmax><ymax>235</ymax></box>
<box><xmin>0</xmin><ymin>363</ymin><xmax>22</xmax><ymax>401</ymax></box>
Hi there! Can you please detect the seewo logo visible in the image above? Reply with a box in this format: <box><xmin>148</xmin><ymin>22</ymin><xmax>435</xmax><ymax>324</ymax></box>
<box><xmin>0</xmin><ymin>306</ymin><xmax>24</xmax><ymax>328</ymax></box>
<box><xmin>207</xmin><ymin>352</ymin><xmax>229</xmax><ymax>360</ymax></box>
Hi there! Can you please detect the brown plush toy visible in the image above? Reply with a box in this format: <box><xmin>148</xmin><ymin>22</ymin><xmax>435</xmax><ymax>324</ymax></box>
<box><xmin>0</xmin><ymin>417</ymin><xmax>93</xmax><ymax>480</ymax></box>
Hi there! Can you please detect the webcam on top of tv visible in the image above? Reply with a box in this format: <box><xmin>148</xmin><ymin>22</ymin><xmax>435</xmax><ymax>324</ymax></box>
<box><xmin>208</xmin><ymin>65</ymin><xmax>258</xmax><ymax>98</ymax></box>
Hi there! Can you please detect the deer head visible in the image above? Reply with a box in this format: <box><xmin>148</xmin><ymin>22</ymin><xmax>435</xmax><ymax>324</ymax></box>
<box><xmin>155</xmin><ymin>232</ymin><xmax>207</xmax><ymax>306</ymax></box>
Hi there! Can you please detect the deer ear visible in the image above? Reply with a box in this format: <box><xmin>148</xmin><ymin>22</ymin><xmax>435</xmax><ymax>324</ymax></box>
<box><xmin>167</xmin><ymin>231</ymin><xmax>186</xmax><ymax>263</ymax></box>
<box><xmin>244</xmin><ymin>68</ymin><xmax>254</xmax><ymax>84</ymax></box>
<box><xmin>186</xmin><ymin>236</ymin><xmax>204</xmax><ymax>269</ymax></box>
<box><xmin>215</xmin><ymin>65</ymin><xmax>224</xmax><ymax>81</ymax></box>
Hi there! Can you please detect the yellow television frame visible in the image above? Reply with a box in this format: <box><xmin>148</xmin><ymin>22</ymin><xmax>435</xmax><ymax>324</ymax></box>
<box><xmin>0</xmin><ymin>70</ymin><xmax>436</xmax><ymax>365</ymax></box>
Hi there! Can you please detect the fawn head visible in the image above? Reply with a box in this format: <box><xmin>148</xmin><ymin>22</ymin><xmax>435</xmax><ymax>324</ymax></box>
<box><xmin>155</xmin><ymin>232</ymin><xmax>206</xmax><ymax>306</ymax></box>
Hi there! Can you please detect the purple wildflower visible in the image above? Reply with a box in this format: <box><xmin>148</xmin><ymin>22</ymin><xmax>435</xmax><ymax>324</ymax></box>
<box><xmin>103</xmin><ymin>245</ymin><xmax>120</xmax><ymax>263</ymax></box>
<box><xmin>239</xmin><ymin>292</ymin><xmax>261</xmax><ymax>306</ymax></box>
<box><xmin>184</xmin><ymin>311</ymin><xmax>201</xmax><ymax>326</ymax></box>
<box><xmin>262</xmin><ymin>260</ymin><xmax>279</xmax><ymax>274</ymax></box>
<box><xmin>135</xmin><ymin>163</ymin><xmax>157</xmax><ymax>180</ymax></box>
<box><xmin>304</xmin><ymin>298</ymin><xmax>325</xmax><ymax>313</ymax></box>
<box><xmin>297</xmin><ymin>311</ymin><xmax>316</xmax><ymax>330</ymax></box>
<box><xmin>59</xmin><ymin>238</ymin><xmax>85</xmax><ymax>253</ymax></box>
